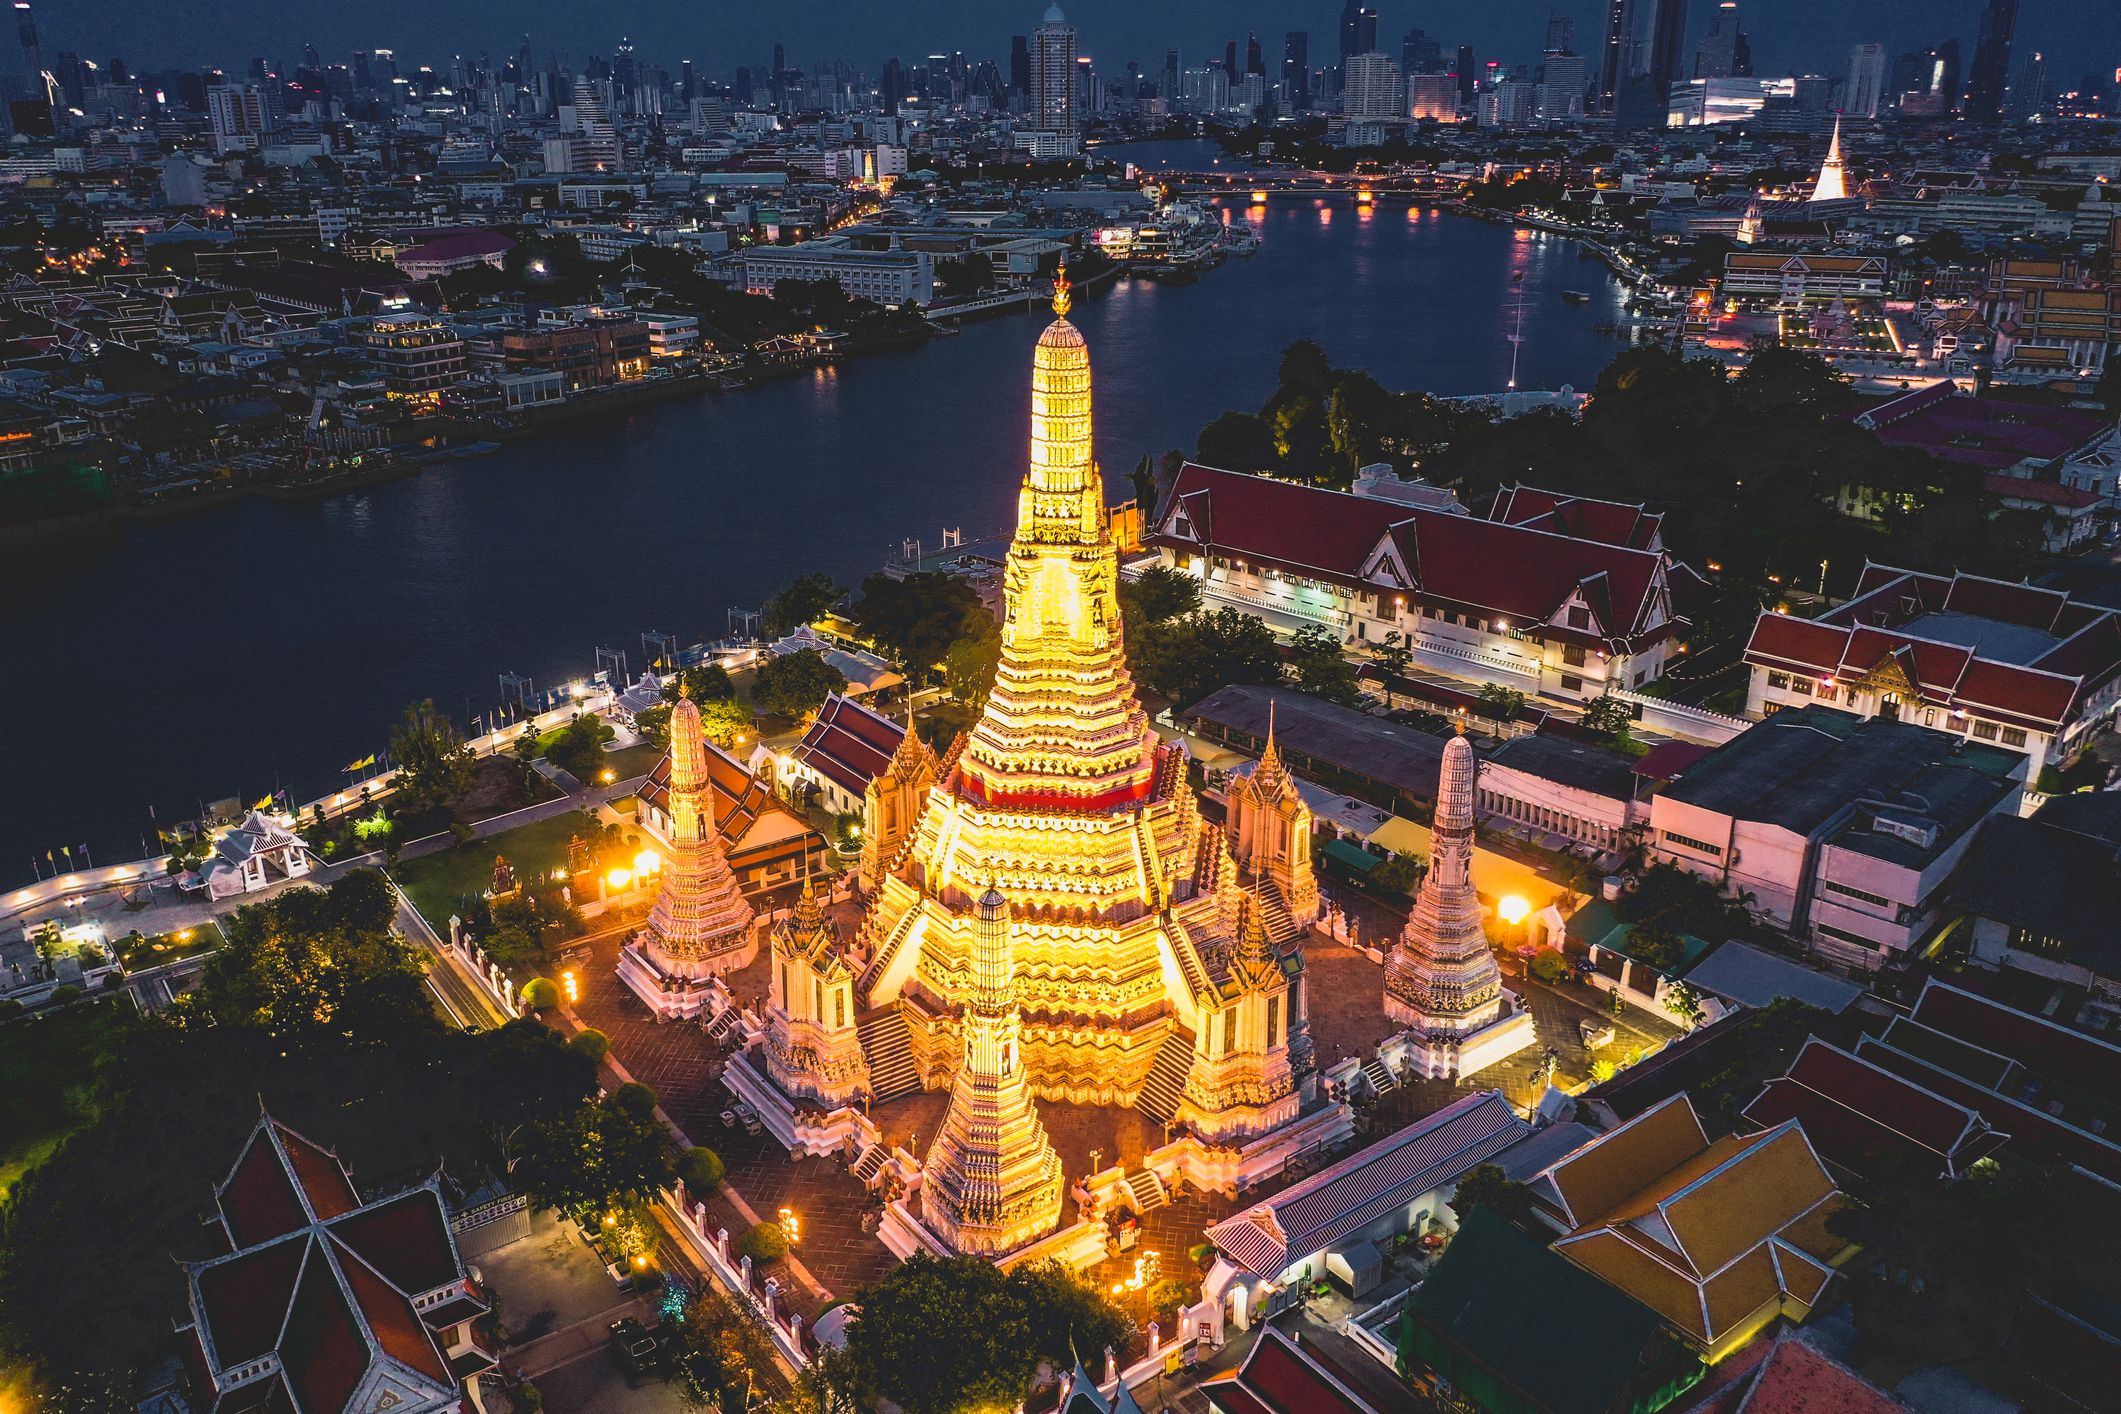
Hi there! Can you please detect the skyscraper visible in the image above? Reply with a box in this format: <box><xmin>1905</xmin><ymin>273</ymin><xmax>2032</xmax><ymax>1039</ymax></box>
<box><xmin>1693</xmin><ymin>3</ymin><xmax>1746</xmax><ymax>79</ymax></box>
<box><xmin>1605</xmin><ymin>0</ymin><xmax>1688</xmax><ymax>131</ymax></box>
<box><xmin>1963</xmin><ymin>0</ymin><xmax>2019</xmax><ymax>122</ymax></box>
<box><xmin>1890</xmin><ymin>42</ymin><xmax>1959</xmax><ymax>116</ymax></box>
<box><xmin>1597</xmin><ymin>0</ymin><xmax>1628</xmax><ymax>113</ymax></box>
<box><xmin>1339</xmin><ymin>1</ymin><xmax>1378</xmax><ymax>62</ymax></box>
<box><xmin>1403</xmin><ymin>29</ymin><xmax>1442</xmax><ymax>75</ymax></box>
<box><xmin>1846</xmin><ymin>43</ymin><xmax>1887</xmax><ymax>119</ymax></box>
<box><xmin>1009</xmin><ymin>34</ymin><xmax>1030</xmax><ymax>99</ymax></box>
<box><xmin>1457</xmin><ymin>44</ymin><xmax>1477</xmax><ymax>107</ymax></box>
<box><xmin>1546</xmin><ymin>14</ymin><xmax>1576</xmax><ymax>55</ymax></box>
<box><xmin>1245</xmin><ymin>32</ymin><xmax>1264</xmax><ymax>77</ymax></box>
<box><xmin>1029</xmin><ymin>3</ymin><xmax>1078</xmax><ymax>152</ymax></box>
<box><xmin>1343</xmin><ymin>50</ymin><xmax>1402</xmax><ymax>120</ymax></box>
<box><xmin>1282</xmin><ymin>31</ymin><xmax>1309</xmax><ymax>108</ymax></box>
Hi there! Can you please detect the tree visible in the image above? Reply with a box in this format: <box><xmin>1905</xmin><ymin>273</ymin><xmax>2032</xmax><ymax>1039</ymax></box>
<box><xmin>1196</xmin><ymin>410</ymin><xmax>1278</xmax><ymax>471</ymax></box>
<box><xmin>670</xmin><ymin>1286</ymin><xmax>782</xmax><ymax>1411</ymax></box>
<box><xmin>1579</xmin><ymin>694</ymin><xmax>1634</xmax><ymax>742</ymax></box>
<box><xmin>1370</xmin><ymin>851</ymin><xmax>1426</xmax><ymax>896</ymax></box>
<box><xmin>676</xmin><ymin>1146</ymin><xmax>725</xmax><ymax>1191</ymax></box>
<box><xmin>567</xmin><ymin>1028</ymin><xmax>611</xmax><ymax>1064</ymax></box>
<box><xmin>1449</xmin><ymin>1164</ymin><xmax>1536</xmax><ymax>1229</ymax></box>
<box><xmin>1008</xmin><ymin>1261</ymin><xmax>1129</xmax><ymax>1369</ymax></box>
<box><xmin>180</xmin><ymin>871</ymin><xmax>433</xmax><ymax>1048</ymax></box>
<box><xmin>849</xmin><ymin>572</ymin><xmax>991</xmax><ymax>671</ymax></box>
<box><xmin>935</xmin><ymin>251</ymin><xmax>996</xmax><ymax>299</ymax></box>
<box><xmin>942</xmin><ymin>625</ymin><xmax>1001</xmax><ymax>705</ymax></box>
<box><xmin>1374</xmin><ymin>629</ymin><xmax>1412</xmax><ymax>678</ymax></box>
<box><xmin>1118</xmin><ymin>564</ymin><xmax>1203</xmax><ymax>633</ymax></box>
<box><xmin>662</xmin><ymin>662</ymin><xmax>735</xmax><ymax>703</ymax></box>
<box><xmin>1477</xmin><ymin>682</ymin><xmax>1526</xmax><ymax>730</ymax></box>
<box><xmin>845</xmin><ymin>1255</ymin><xmax>1035</xmax><ymax>1414</ymax></box>
<box><xmin>753</xmin><ymin>649</ymin><xmax>848</xmax><ymax>719</ymax></box>
<box><xmin>520</xmin><ymin>977</ymin><xmax>559</xmax><ymax>1010</ymax></box>
<box><xmin>737</xmin><ymin>1221</ymin><xmax>789</xmax><ymax>1264</ymax></box>
<box><xmin>389</xmin><ymin>699</ymin><xmax>475</xmax><ymax>812</ymax></box>
<box><xmin>541</xmin><ymin>716</ymin><xmax>613</xmax><ymax>782</ymax></box>
<box><xmin>1663</xmin><ymin>980</ymin><xmax>1705</xmax><ymax>1026</ymax></box>
<box><xmin>513</xmin><ymin>1083</ymin><xmax>670</xmax><ymax>1212</ymax></box>
<box><xmin>1289</xmin><ymin>624</ymin><xmax>1362</xmax><ymax>705</ymax></box>
<box><xmin>483</xmin><ymin>890</ymin><xmax>584</xmax><ymax>974</ymax></box>
<box><xmin>761</xmin><ymin>572</ymin><xmax>847</xmax><ymax>638</ymax></box>
<box><xmin>1131</xmin><ymin>608</ymin><xmax>1284</xmax><ymax>708</ymax></box>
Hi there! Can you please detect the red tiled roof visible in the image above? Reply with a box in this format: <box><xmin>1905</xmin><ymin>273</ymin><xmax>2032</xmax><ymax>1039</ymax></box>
<box><xmin>195</xmin><ymin>1235</ymin><xmax>309</xmax><ymax>1366</ymax></box>
<box><xmin>399</xmin><ymin>230</ymin><xmax>515</xmax><ymax>264</ymax></box>
<box><xmin>1491</xmin><ymin>484</ymin><xmax>1664</xmax><ymax>550</ymax></box>
<box><xmin>274</xmin><ymin>1122</ymin><xmax>359</xmax><ymax>1222</ymax></box>
<box><xmin>1222</xmin><ymin>1328</ymin><xmax>1379</xmax><ymax>1414</ymax></box>
<box><xmin>279</xmin><ymin>1245</ymin><xmax>369</xmax><ymax>1414</ymax></box>
<box><xmin>331</xmin><ymin>1236</ymin><xmax>452</xmax><ymax>1385</ymax></box>
<box><xmin>220</xmin><ymin>1126</ymin><xmax>311</xmax><ymax>1249</ymax></box>
<box><xmin>1159</xmin><ymin>466</ymin><xmax>1404</xmax><ymax>579</ymax></box>
<box><xmin>327</xmin><ymin>1189</ymin><xmax>459</xmax><ymax>1297</ymax></box>
<box><xmin>1739</xmin><ymin>1038</ymin><xmax>2002</xmax><ymax>1177</ymax></box>
<box><xmin>1911</xmin><ymin>980</ymin><xmax>2121</xmax><ymax>1097</ymax></box>
<box><xmin>1854</xmin><ymin>1034</ymin><xmax>2121</xmax><ymax>1183</ymax></box>
<box><xmin>638</xmin><ymin>739</ymin><xmax>814</xmax><ymax>850</ymax></box>
<box><xmin>788</xmin><ymin>693</ymin><xmax>904</xmax><ymax>798</ymax></box>
<box><xmin>1984</xmin><ymin>473</ymin><xmax>2102</xmax><ymax>510</ymax></box>
<box><xmin>1733</xmin><ymin>1334</ymin><xmax>1907</xmax><ymax>1414</ymax></box>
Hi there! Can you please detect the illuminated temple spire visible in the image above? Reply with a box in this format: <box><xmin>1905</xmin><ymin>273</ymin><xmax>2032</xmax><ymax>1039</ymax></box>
<box><xmin>1384</xmin><ymin>727</ymin><xmax>1504</xmax><ymax>1031</ymax></box>
<box><xmin>618</xmin><ymin>682</ymin><xmax>758</xmax><ymax>1014</ymax></box>
<box><xmin>957</xmin><ymin>255</ymin><xmax>1159</xmax><ymax>808</ymax></box>
<box><xmin>1811</xmin><ymin>115</ymin><xmax>1846</xmax><ymax>203</ymax></box>
<box><xmin>920</xmin><ymin>888</ymin><xmax>1065</xmax><ymax>1255</ymax></box>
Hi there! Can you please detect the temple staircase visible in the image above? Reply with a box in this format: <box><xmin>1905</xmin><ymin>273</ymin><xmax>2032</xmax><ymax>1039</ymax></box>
<box><xmin>1122</xmin><ymin>1167</ymin><xmax>1169</xmax><ymax>1215</ymax></box>
<box><xmin>1361</xmin><ymin>1057</ymin><xmax>1400</xmax><ymax>1098</ymax></box>
<box><xmin>1253</xmin><ymin>878</ymin><xmax>1307</xmax><ymax>948</ymax></box>
<box><xmin>849</xmin><ymin>1142</ymin><xmax>891</xmax><ymax>1187</ymax></box>
<box><xmin>1133</xmin><ymin>1025</ymin><xmax>1195</xmax><ymax>1127</ymax></box>
<box><xmin>857</xmin><ymin>1005</ymin><xmax>923</xmax><ymax>1102</ymax></box>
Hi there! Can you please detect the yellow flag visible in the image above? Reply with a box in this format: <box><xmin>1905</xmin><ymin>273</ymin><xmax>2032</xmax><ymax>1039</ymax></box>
<box><xmin>253</xmin><ymin>795</ymin><xmax>273</xmax><ymax>811</ymax></box>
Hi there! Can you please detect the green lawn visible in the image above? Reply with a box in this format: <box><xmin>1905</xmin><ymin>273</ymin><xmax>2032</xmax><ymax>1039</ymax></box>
<box><xmin>393</xmin><ymin>812</ymin><xmax>595</xmax><ymax>930</ymax></box>
<box><xmin>114</xmin><ymin>920</ymin><xmax>225</xmax><ymax>973</ymax></box>
<box><xmin>601</xmin><ymin>742</ymin><xmax>664</xmax><ymax>782</ymax></box>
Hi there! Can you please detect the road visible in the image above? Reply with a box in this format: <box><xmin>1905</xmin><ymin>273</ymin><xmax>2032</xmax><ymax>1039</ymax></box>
<box><xmin>392</xmin><ymin>886</ymin><xmax>513</xmax><ymax>1031</ymax></box>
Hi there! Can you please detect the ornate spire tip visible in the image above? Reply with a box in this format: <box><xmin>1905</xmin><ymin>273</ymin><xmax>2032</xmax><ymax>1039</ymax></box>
<box><xmin>1051</xmin><ymin>258</ymin><xmax>1071</xmax><ymax>319</ymax></box>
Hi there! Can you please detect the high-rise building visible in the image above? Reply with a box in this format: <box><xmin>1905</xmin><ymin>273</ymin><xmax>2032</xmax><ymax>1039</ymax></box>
<box><xmin>1339</xmin><ymin>1</ymin><xmax>1378</xmax><ymax>62</ymax></box>
<box><xmin>1546</xmin><ymin>14</ymin><xmax>1576</xmax><ymax>55</ymax></box>
<box><xmin>1458</xmin><ymin>44</ymin><xmax>1477</xmax><ymax>106</ymax></box>
<box><xmin>1539</xmin><ymin>53</ymin><xmax>1589</xmax><ymax>118</ymax></box>
<box><xmin>1693</xmin><ymin>2</ymin><xmax>1746</xmax><ymax>79</ymax></box>
<box><xmin>206</xmin><ymin>83</ymin><xmax>272</xmax><ymax>154</ymax></box>
<box><xmin>1282</xmin><ymin>31</ymin><xmax>1309</xmax><ymax>108</ymax></box>
<box><xmin>1597</xmin><ymin>0</ymin><xmax>1628</xmax><ymax>113</ymax></box>
<box><xmin>1605</xmin><ymin>0</ymin><xmax>1688</xmax><ymax>131</ymax></box>
<box><xmin>1403</xmin><ymin>29</ymin><xmax>1442</xmax><ymax>75</ymax></box>
<box><xmin>1162</xmin><ymin>48</ymin><xmax>1179</xmax><ymax>99</ymax></box>
<box><xmin>13</xmin><ymin>1</ymin><xmax>46</xmax><ymax>102</ymax></box>
<box><xmin>1891</xmin><ymin>41</ymin><xmax>1960</xmax><ymax>115</ymax></box>
<box><xmin>569</xmin><ymin>76</ymin><xmax>619</xmax><ymax>168</ymax></box>
<box><xmin>1009</xmin><ymin>34</ymin><xmax>1030</xmax><ymax>101</ymax></box>
<box><xmin>2005</xmin><ymin>48</ymin><xmax>2046</xmax><ymax>121</ymax></box>
<box><xmin>1846</xmin><ymin>43</ymin><xmax>1887</xmax><ymax>119</ymax></box>
<box><xmin>1963</xmin><ymin>0</ymin><xmax>2019</xmax><ymax>122</ymax></box>
<box><xmin>1245</xmin><ymin>32</ymin><xmax>1264</xmax><ymax>77</ymax></box>
<box><xmin>1343</xmin><ymin>50</ymin><xmax>1403</xmax><ymax>120</ymax></box>
<box><xmin>1029</xmin><ymin>3</ymin><xmax>1078</xmax><ymax>151</ymax></box>
<box><xmin>1409</xmin><ymin>72</ymin><xmax>1459</xmax><ymax>121</ymax></box>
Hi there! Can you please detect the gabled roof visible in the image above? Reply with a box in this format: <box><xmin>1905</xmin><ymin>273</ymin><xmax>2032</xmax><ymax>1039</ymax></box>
<box><xmin>1728</xmin><ymin>1332</ymin><xmax>1907</xmax><ymax>1414</ymax></box>
<box><xmin>1199</xmin><ymin>1326</ymin><xmax>1384</xmax><ymax>1414</ymax></box>
<box><xmin>1531</xmin><ymin>1092</ymin><xmax>1711</xmax><ymax>1230</ymax></box>
<box><xmin>1740</xmin><ymin>1037</ymin><xmax>2006</xmax><ymax>1178</ymax></box>
<box><xmin>1206</xmin><ymin>1090</ymin><xmax>1526</xmax><ymax>1278</ymax></box>
<box><xmin>1152</xmin><ymin>463</ymin><xmax>1682</xmax><ymax>649</ymax></box>
<box><xmin>1490</xmin><ymin>484</ymin><xmax>1665</xmax><ymax>551</ymax></box>
<box><xmin>187</xmin><ymin>1114</ymin><xmax>477</xmax><ymax>1414</ymax></box>
<box><xmin>785</xmin><ymin>692</ymin><xmax>905</xmax><ymax>798</ymax></box>
<box><xmin>638</xmin><ymin>737</ymin><xmax>818</xmax><ymax>853</ymax></box>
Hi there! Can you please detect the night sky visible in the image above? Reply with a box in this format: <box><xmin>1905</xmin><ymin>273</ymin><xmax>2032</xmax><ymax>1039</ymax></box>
<box><xmin>38</xmin><ymin>0</ymin><xmax>2121</xmax><ymax>90</ymax></box>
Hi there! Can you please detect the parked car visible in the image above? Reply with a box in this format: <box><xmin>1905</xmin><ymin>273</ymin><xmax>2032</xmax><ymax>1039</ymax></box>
<box><xmin>609</xmin><ymin>1317</ymin><xmax>659</xmax><ymax>1379</ymax></box>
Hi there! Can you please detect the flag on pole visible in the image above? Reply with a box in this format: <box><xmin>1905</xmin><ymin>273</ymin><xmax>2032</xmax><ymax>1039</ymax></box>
<box><xmin>253</xmin><ymin>794</ymin><xmax>273</xmax><ymax>811</ymax></box>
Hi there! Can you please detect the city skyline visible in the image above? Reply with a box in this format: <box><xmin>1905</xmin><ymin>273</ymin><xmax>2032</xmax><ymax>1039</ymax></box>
<box><xmin>38</xmin><ymin>0</ymin><xmax>2121</xmax><ymax>87</ymax></box>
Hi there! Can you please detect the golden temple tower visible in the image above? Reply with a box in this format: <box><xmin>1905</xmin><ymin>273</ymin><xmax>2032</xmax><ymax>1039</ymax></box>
<box><xmin>836</xmin><ymin>264</ymin><xmax>1316</xmax><ymax>1143</ymax></box>
<box><xmin>920</xmin><ymin>888</ymin><xmax>1066</xmax><ymax>1255</ymax></box>
<box><xmin>764</xmin><ymin>881</ymin><xmax>868</xmax><ymax>1107</ymax></box>
<box><xmin>616</xmin><ymin>684</ymin><xmax>759</xmax><ymax>1017</ymax></box>
<box><xmin>858</xmin><ymin>713</ymin><xmax>937</xmax><ymax>897</ymax></box>
<box><xmin>1226</xmin><ymin>710</ymin><xmax>1321</xmax><ymax>930</ymax></box>
<box><xmin>1383</xmin><ymin>729</ymin><xmax>1537</xmax><ymax>1078</ymax></box>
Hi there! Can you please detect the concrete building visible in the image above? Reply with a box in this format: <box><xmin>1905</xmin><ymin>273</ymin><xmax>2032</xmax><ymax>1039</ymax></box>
<box><xmin>1745</xmin><ymin>564</ymin><xmax>2121</xmax><ymax>769</ymax></box>
<box><xmin>741</xmin><ymin>242</ymin><xmax>935</xmax><ymax>307</ymax></box>
<box><xmin>1649</xmin><ymin>704</ymin><xmax>2021</xmax><ymax>971</ymax></box>
<box><xmin>1342</xmin><ymin>51</ymin><xmax>1403</xmax><ymax>121</ymax></box>
<box><xmin>358</xmin><ymin>315</ymin><xmax>467</xmax><ymax>401</ymax></box>
<box><xmin>1845</xmin><ymin>43</ymin><xmax>1888</xmax><ymax>119</ymax></box>
<box><xmin>1720</xmin><ymin>250</ymin><xmax>1887</xmax><ymax>304</ymax></box>
<box><xmin>1029</xmin><ymin>4</ymin><xmax>1079</xmax><ymax>155</ymax></box>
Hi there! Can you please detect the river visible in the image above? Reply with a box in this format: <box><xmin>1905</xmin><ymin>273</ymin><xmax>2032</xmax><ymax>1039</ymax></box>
<box><xmin>0</xmin><ymin>141</ymin><xmax>1638</xmax><ymax>877</ymax></box>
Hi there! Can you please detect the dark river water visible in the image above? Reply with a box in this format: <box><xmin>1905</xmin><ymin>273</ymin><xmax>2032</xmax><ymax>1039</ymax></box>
<box><xmin>0</xmin><ymin>140</ymin><xmax>1637</xmax><ymax>877</ymax></box>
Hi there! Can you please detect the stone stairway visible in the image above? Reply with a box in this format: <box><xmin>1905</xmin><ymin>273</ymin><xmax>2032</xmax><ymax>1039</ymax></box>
<box><xmin>1361</xmin><ymin>1056</ymin><xmax>1400</xmax><ymax>1097</ymax></box>
<box><xmin>857</xmin><ymin>1005</ymin><xmax>923</xmax><ymax>1102</ymax></box>
<box><xmin>849</xmin><ymin>1143</ymin><xmax>890</xmax><ymax>1186</ymax></box>
<box><xmin>1122</xmin><ymin>1168</ymin><xmax>1170</xmax><ymax>1214</ymax></box>
<box><xmin>1132</xmin><ymin>1025</ymin><xmax>1195</xmax><ymax>1127</ymax></box>
<box><xmin>1253</xmin><ymin>878</ymin><xmax>1307</xmax><ymax>948</ymax></box>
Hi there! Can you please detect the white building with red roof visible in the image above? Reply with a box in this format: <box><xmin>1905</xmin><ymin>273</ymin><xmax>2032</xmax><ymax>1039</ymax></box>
<box><xmin>1743</xmin><ymin>564</ymin><xmax>2121</xmax><ymax>769</ymax></box>
<box><xmin>1148</xmin><ymin>464</ymin><xmax>1699</xmax><ymax>703</ymax></box>
<box><xmin>177</xmin><ymin>1112</ymin><xmax>495</xmax><ymax>1414</ymax></box>
<box><xmin>755</xmin><ymin>691</ymin><xmax>907</xmax><ymax>817</ymax></box>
